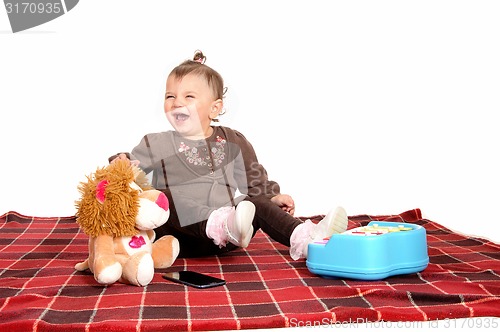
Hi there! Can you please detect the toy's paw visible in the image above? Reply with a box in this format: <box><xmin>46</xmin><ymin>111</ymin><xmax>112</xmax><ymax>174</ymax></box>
<box><xmin>96</xmin><ymin>262</ymin><xmax>122</xmax><ymax>285</ymax></box>
<box><xmin>136</xmin><ymin>254</ymin><xmax>154</xmax><ymax>286</ymax></box>
<box><xmin>123</xmin><ymin>252</ymin><xmax>154</xmax><ymax>286</ymax></box>
<box><xmin>152</xmin><ymin>235</ymin><xmax>180</xmax><ymax>268</ymax></box>
<box><xmin>74</xmin><ymin>259</ymin><xmax>89</xmax><ymax>271</ymax></box>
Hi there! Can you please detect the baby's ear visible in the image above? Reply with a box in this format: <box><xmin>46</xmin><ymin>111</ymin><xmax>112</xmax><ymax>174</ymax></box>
<box><xmin>131</xmin><ymin>159</ymin><xmax>140</xmax><ymax>167</ymax></box>
<box><xmin>210</xmin><ymin>99</ymin><xmax>223</xmax><ymax>119</ymax></box>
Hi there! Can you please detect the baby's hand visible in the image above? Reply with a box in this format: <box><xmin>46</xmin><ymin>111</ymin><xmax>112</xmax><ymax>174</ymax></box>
<box><xmin>110</xmin><ymin>153</ymin><xmax>129</xmax><ymax>164</ymax></box>
<box><xmin>114</xmin><ymin>153</ymin><xmax>129</xmax><ymax>162</ymax></box>
<box><xmin>109</xmin><ymin>153</ymin><xmax>140</xmax><ymax>166</ymax></box>
<box><xmin>271</xmin><ymin>194</ymin><xmax>295</xmax><ymax>216</ymax></box>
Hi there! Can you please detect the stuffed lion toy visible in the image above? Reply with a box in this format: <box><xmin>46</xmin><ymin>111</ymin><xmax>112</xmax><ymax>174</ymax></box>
<box><xmin>74</xmin><ymin>159</ymin><xmax>179</xmax><ymax>286</ymax></box>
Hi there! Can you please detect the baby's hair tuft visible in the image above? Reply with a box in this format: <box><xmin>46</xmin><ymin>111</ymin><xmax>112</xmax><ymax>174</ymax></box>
<box><xmin>192</xmin><ymin>50</ymin><xmax>206</xmax><ymax>64</ymax></box>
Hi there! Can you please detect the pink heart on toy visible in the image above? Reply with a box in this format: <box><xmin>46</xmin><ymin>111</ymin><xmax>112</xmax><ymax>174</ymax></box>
<box><xmin>129</xmin><ymin>235</ymin><xmax>146</xmax><ymax>249</ymax></box>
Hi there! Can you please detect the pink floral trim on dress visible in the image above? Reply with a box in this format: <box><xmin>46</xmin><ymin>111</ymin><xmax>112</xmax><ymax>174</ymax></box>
<box><xmin>178</xmin><ymin>136</ymin><xmax>226</xmax><ymax>168</ymax></box>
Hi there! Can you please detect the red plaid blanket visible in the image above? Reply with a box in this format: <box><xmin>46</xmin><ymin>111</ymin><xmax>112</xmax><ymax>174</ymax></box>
<box><xmin>1</xmin><ymin>209</ymin><xmax>499</xmax><ymax>331</ymax></box>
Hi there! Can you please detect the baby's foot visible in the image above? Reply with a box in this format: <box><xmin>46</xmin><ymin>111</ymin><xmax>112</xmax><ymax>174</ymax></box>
<box><xmin>290</xmin><ymin>206</ymin><xmax>348</xmax><ymax>260</ymax></box>
<box><xmin>206</xmin><ymin>201</ymin><xmax>255</xmax><ymax>248</ymax></box>
<box><xmin>225</xmin><ymin>201</ymin><xmax>255</xmax><ymax>248</ymax></box>
<box><xmin>313</xmin><ymin>206</ymin><xmax>348</xmax><ymax>241</ymax></box>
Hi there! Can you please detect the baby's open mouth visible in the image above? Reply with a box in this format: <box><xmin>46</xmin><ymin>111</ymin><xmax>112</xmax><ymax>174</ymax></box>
<box><xmin>173</xmin><ymin>112</ymin><xmax>190</xmax><ymax>121</ymax></box>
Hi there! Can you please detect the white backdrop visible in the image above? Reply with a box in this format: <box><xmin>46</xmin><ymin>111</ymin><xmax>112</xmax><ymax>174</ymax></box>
<box><xmin>1</xmin><ymin>0</ymin><xmax>498</xmax><ymax>242</ymax></box>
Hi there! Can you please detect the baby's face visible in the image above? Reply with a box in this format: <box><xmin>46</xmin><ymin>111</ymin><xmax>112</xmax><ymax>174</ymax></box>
<box><xmin>164</xmin><ymin>73</ymin><xmax>221</xmax><ymax>139</ymax></box>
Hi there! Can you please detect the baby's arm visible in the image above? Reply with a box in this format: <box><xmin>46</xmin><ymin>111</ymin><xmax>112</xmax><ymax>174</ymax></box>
<box><xmin>108</xmin><ymin>133</ymin><xmax>158</xmax><ymax>169</ymax></box>
<box><xmin>231</xmin><ymin>130</ymin><xmax>281</xmax><ymax>198</ymax></box>
<box><xmin>230</xmin><ymin>129</ymin><xmax>295</xmax><ymax>213</ymax></box>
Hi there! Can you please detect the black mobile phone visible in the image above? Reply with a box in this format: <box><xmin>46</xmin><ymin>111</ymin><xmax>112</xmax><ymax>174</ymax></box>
<box><xmin>162</xmin><ymin>270</ymin><xmax>226</xmax><ymax>289</ymax></box>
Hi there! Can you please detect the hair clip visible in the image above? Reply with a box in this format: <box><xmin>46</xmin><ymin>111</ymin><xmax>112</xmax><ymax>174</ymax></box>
<box><xmin>193</xmin><ymin>50</ymin><xmax>206</xmax><ymax>64</ymax></box>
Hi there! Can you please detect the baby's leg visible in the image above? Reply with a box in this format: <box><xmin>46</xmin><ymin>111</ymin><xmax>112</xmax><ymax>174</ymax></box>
<box><xmin>246</xmin><ymin>196</ymin><xmax>303</xmax><ymax>246</ymax></box>
<box><xmin>246</xmin><ymin>196</ymin><xmax>348</xmax><ymax>260</ymax></box>
<box><xmin>153</xmin><ymin>189</ymin><xmax>232</xmax><ymax>257</ymax></box>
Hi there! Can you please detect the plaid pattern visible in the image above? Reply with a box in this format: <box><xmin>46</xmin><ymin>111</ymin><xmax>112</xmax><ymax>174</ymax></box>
<box><xmin>1</xmin><ymin>209</ymin><xmax>499</xmax><ymax>331</ymax></box>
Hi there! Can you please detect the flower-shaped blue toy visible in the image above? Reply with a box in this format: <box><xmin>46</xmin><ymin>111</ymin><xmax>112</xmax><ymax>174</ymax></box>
<box><xmin>306</xmin><ymin>221</ymin><xmax>429</xmax><ymax>280</ymax></box>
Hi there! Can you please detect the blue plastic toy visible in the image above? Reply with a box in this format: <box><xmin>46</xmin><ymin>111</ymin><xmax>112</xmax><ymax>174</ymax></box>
<box><xmin>306</xmin><ymin>221</ymin><xmax>429</xmax><ymax>280</ymax></box>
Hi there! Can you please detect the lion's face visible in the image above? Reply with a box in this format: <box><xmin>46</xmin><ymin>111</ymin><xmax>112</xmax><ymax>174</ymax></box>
<box><xmin>134</xmin><ymin>184</ymin><xmax>170</xmax><ymax>230</ymax></box>
<box><xmin>76</xmin><ymin>160</ymin><xmax>170</xmax><ymax>238</ymax></box>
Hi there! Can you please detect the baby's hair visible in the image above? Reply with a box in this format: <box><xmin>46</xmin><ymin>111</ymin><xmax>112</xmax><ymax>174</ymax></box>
<box><xmin>192</xmin><ymin>50</ymin><xmax>206</xmax><ymax>64</ymax></box>
<box><xmin>169</xmin><ymin>50</ymin><xmax>227</xmax><ymax>100</ymax></box>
